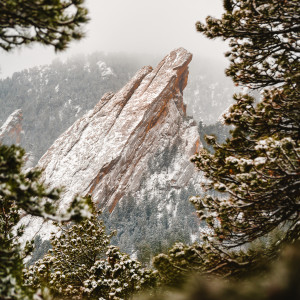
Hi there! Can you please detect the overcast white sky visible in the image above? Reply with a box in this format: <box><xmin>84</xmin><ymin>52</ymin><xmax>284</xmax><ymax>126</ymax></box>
<box><xmin>0</xmin><ymin>0</ymin><xmax>227</xmax><ymax>78</ymax></box>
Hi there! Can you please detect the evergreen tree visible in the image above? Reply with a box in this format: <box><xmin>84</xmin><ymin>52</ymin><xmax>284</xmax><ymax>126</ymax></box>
<box><xmin>0</xmin><ymin>145</ymin><xmax>92</xmax><ymax>299</ymax></box>
<box><xmin>84</xmin><ymin>246</ymin><xmax>157</xmax><ymax>300</ymax></box>
<box><xmin>0</xmin><ymin>0</ymin><xmax>89</xmax><ymax>51</ymax></box>
<box><xmin>154</xmin><ymin>0</ymin><xmax>299</xmax><ymax>282</ymax></box>
<box><xmin>25</xmin><ymin>206</ymin><xmax>158</xmax><ymax>300</ymax></box>
<box><xmin>143</xmin><ymin>242</ymin><xmax>300</xmax><ymax>300</ymax></box>
<box><xmin>0</xmin><ymin>2</ymin><xmax>90</xmax><ymax>298</ymax></box>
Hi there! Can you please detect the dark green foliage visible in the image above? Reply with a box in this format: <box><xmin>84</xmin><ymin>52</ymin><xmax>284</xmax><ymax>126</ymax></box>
<box><xmin>223</xmin><ymin>0</ymin><xmax>233</xmax><ymax>12</ymax></box>
<box><xmin>192</xmin><ymin>91</ymin><xmax>299</xmax><ymax>246</ymax></box>
<box><xmin>0</xmin><ymin>239</ymin><xmax>27</xmax><ymax>299</ymax></box>
<box><xmin>0</xmin><ymin>145</ymin><xmax>59</xmax><ymax>220</ymax></box>
<box><xmin>153</xmin><ymin>230</ymin><xmax>288</xmax><ymax>286</ymax></box>
<box><xmin>25</xmin><ymin>206</ymin><xmax>158</xmax><ymax>300</ymax></box>
<box><xmin>0</xmin><ymin>0</ymin><xmax>89</xmax><ymax>51</ymax></box>
<box><xmin>0</xmin><ymin>2</ymin><xmax>91</xmax><ymax>296</ymax></box>
<box><xmin>142</xmin><ymin>242</ymin><xmax>300</xmax><ymax>300</ymax></box>
<box><xmin>84</xmin><ymin>246</ymin><xmax>158</xmax><ymax>300</ymax></box>
<box><xmin>193</xmin><ymin>0</ymin><xmax>300</xmax><ymax>248</ymax></box>
<box><xmin>154</xmin><ymin>0</ymin><xmax>300</xmax><ymax>283</ymax></box>
<box><xmin>25</xmin><ymin>207</ymin><xmax>114</xmax><ymax>298</ymax></box>
<box><xmin>0</xmin><ymin>144</ymin><xmax>92</xmax><ymax>299</ymax></box>
<box><xmin>196</xmin><ymin>0</ymin><xmax>299</xmax><ymax>89</ymax></box>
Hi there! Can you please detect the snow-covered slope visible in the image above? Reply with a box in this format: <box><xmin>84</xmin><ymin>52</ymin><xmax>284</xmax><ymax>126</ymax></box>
<box><xmin>0</xmin><ymin>52</ymin><xmax>236</xmax><ymax>166</ymax></box>
<box><xmin>20</xmin><ymin>49</ymin><xmax>205</xmax><ymax>253</ymax></box>
<box><xmin>0</xmin><ymin>54</ymin><xmax>141</xmax><ymax>164</ymax></box>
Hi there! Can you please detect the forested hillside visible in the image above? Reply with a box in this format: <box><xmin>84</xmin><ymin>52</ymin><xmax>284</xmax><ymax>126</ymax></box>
<box><xmin>0</xmin><ymin>53</ymin><xmax>144</xmax><ymax>163</ymax></box>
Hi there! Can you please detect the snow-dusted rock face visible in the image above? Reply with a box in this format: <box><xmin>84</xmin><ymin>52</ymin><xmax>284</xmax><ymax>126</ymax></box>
<box><xmin>0</xmin><ymin>109</ymin><xmax>23</xmax><ymax>145</ymax></box>
<box><xmin>21</xmin><ymin>48</ymin><xmax>204</xmax><ymax>244</ymax></box>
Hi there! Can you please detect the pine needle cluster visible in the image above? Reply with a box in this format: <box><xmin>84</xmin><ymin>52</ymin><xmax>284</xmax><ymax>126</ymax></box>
<box><xmin>0</xmin><ymin>0</ymin><xmax>89</xmax><ymax>51</ymax></box>
<box><xmin>25</xmin><ymin>207</ymin><xmax>158</xmax><ymax>299</ymax></box>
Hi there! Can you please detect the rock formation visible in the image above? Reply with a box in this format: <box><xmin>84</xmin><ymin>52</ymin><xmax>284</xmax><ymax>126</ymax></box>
<box><xmin>21</xmin><ymin>48</ymin><xmax>204</xmax><ymax>245</ymax></box>
<box><xmin>0</xmin><ymin>109</ymin><xmax>23</xmax><ymax>145</ymax></box>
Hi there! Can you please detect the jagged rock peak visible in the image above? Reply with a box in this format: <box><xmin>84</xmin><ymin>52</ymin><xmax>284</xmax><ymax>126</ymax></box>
<box><xmin>39</xmin><ymin>48</ymin><xmax>194</xmax><ymax>206</ymax></box>
<box><xmin>21</xmin><ymin>48</ymin><xmax>201</xmax><ymax>242</ymax></box>
<box><xmin>0</xmin><ymin>109</ymin><xmax>23</xmax><ymax>145</ymax></box>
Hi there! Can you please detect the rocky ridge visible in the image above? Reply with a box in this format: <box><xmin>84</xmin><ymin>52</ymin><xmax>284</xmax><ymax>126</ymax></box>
<box><xmin>0</xmin><ymin>52</ymin><xmax>236</xmax><ymax>166</ymax></box>
<box><xmin>21</xmin><ymin>48</ymin><xmax>204</xmax><ymax>246</ymax></box>
<box><xmin>0</xmin><ymin>109</ymin><xmax>23</xmax><ymax>145</ymax></box>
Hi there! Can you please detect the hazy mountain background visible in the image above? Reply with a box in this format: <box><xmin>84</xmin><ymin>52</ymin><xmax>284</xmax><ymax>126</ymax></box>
<box><xmin>0</xmin><ymin>52</ymin><xmax>235</xmax><ymax>165</ymax></box>
<box><xmin>0</xmin><ymin>52</ymin><xmax>234</xmax><ymax>262</ymax></box>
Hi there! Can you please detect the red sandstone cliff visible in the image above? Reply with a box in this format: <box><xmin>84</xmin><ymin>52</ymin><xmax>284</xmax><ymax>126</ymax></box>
<box><xmin>21</xmin><ymin>48</ymin><xmax>203</xmax><ymax>242</ymax></box>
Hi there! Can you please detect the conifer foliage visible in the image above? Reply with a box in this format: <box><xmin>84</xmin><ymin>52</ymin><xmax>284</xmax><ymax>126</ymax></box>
<box><xmin>0</xmin><ymin>145</ymin><xmax>92</xmax><ymax>299</ymax></box>
<box><xmin>193</xmin><ymin>0</ymin><xmax>300</xmax><ymax>250</ymax></box>
<box><xmin>0</xmin><ymin>0</ymin><xmax>89</xmax><ymax>51</ymax></box>
<box><xmin>154</xmin><ymin>0</ymin><xmax>299</xmax><ymax>281</ymax></box>
<box><xmin>0</xmin><ymin>145</ymin><xmax>58</xmax><ymax>299</ymax></box>
<box><xmin>25</xmin><ymin>206</ymin><xmax>158</xmax><ymax>299</ymax></box>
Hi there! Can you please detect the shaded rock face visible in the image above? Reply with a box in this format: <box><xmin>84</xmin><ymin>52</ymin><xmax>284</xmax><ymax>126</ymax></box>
<box><xmin>0</xmin><ymin>109</ymin><xmax>23</xmax><ymax>145</ymax></box>
<box><xmin>21</xmin><ymin>48</ymin><xmax>204</xmax><ymax>244</ymax></box>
